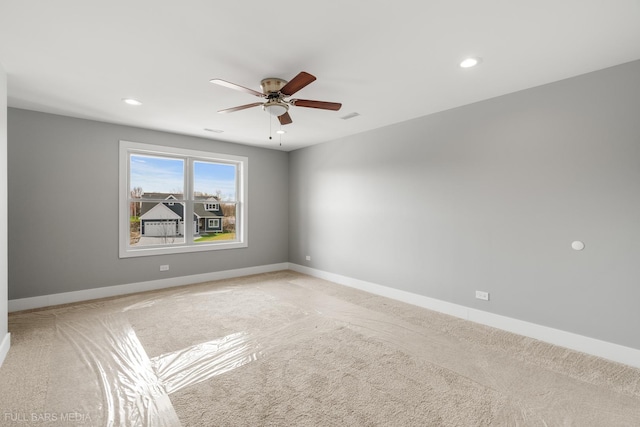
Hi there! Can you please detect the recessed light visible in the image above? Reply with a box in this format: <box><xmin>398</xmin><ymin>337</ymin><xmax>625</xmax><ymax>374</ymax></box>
<box><xmin>460</xmin><ymin>57</ymin><xmax>481</xmax><ymax>68</ymax></box>
<box><xmin>204</xmin><ymin>128</ymin><xmax>224</xmax><ymax>133</ymax></box>
<box><xmin>122</xmin><ymin>98</ymin><xmax>142</xmax><ymax>106</ymax></box>
<box><xmin>276</xmin><ymin>130</ymin><xmax>286</xmax><ymax>134</ymax></box>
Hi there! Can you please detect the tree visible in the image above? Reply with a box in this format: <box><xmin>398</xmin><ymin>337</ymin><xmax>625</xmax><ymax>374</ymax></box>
<box><xmin>130</xmin><ymin>186</ymin><xmax>144</xmax><ymax>217</ymax></box>
<box><xmin>158</xmin><ymin>220</ymin><xmax>177</xmax><ymax>244</ymax></box>
<box><xmin>221</xmin><ymin>203</ymin><xmax>236</xmax><ymax>232</ymax></box>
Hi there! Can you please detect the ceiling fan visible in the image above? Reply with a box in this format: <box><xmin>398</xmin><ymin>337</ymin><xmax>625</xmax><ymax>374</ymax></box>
<box><xmin>209</xmin><ymin>71</ymin><xmax>342</xmax><ymax>125</ymax></box>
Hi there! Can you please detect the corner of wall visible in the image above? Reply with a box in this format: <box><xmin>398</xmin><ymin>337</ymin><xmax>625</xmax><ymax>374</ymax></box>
<box><xmin>0</xmin><ymin>61</ymin><xmax>8</xmax><ymax>368</ymax></box>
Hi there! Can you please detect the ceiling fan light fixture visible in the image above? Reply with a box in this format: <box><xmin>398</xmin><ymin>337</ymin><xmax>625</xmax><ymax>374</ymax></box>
<box><xmin>263</xmin><ymin>102</ymin><xmax>289</xmax><ymax>117</ymax></box>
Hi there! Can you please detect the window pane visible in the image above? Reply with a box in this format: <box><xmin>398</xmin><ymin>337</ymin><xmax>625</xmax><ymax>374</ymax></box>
<box><xmin>130</xmin><ymin>154</ymin><xmax>184</xmax><ymax>198</ymax></box>
<box><xmin>193</xmin><ymin>161</ymin><xmax>236</xmax><ymax>201</ymax></box>
<box><xmin>131</xmin><ymin>201</ymin><xmax>186</xmax><ymax>247</ymax></box>
<box><xmin>194</xmin><ymin>202</ymin><xmax>236</xmax><ymax>243</ymax></box>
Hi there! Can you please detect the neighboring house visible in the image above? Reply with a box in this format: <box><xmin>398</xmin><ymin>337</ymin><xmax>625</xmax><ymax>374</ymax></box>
<box><xmin>194</xmin><ymin>197</ymin><xmax>225</xmax><ymax>233</ymax></box>
<box><xmin>138</xmin><ymin>194</ymin><xmax>223</xmax><ymax>237</ymax></box>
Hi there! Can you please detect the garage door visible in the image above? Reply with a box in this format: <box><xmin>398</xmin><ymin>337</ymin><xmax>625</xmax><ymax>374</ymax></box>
<box><xmin>177</xmin><ymin>221</ymin><xmax>198</xmax><ymax>236</ymax></box>
<box><xmin>143</xmin><ymin>221</ymin><xmax>178</xmax><ymax>236</ymax></box>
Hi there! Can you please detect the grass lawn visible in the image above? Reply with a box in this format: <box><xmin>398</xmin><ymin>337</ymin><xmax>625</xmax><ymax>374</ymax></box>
<box><xmin>194</xmin><ymin>232</ymin><xmax>236</xmax><ymax>242</ymax></box>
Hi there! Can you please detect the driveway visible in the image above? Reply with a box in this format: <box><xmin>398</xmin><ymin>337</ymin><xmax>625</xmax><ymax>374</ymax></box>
<box><xmin>136</xmin><ymin>236</ymin><xmax>186</xmax><ymax>245</ymax></box>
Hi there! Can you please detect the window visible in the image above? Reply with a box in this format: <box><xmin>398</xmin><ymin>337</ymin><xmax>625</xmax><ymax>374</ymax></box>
<box><xmin>119</xmin><ymin>140</ymin><xmax>247</xmax><ymax>258</ymax></box>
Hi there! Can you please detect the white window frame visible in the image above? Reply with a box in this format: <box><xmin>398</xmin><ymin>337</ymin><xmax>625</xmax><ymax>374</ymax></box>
<box><xmin>119</xmin><ymin>140</ymin><xmax>248</xmax><ymax>258</ymax></box>
<box><xmin>208</xmin><ymin>218</ymin><xmax>220</xmax><ymax>228</ymax></box>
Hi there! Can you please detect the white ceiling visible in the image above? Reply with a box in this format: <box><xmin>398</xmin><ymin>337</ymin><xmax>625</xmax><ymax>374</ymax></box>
<box><xmin>1</xmin><ymin>1</ymin><xmax>639</xmax><ymax>152</ymax></box>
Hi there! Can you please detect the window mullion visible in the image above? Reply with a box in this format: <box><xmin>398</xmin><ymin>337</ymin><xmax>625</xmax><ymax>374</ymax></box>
<box><xmin>185</xmin><ymin>157</ymin><xmax>193</xmax><ymax>245</ymax></box>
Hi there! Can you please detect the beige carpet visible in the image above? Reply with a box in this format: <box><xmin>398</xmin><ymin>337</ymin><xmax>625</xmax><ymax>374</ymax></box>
<box><xmin>0</xmin><ymin>270</ymin><xmax>639</xmax><ymax>426</ymax></box>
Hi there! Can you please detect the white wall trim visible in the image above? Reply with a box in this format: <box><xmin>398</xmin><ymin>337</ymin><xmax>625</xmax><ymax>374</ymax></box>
<box><xmin>0</xmin><ymin>333</ymin><xmax>9</xmax><ymax>368</ymax></box>
<box><xmin>8</xmin><ymin>263</ymin><xmax>289</xmax><ymax>312</ymax></box>
<box><xmin>288</xmin><ymin>263</ymin><xmax>640</xmax><ymax>369</ymax></box>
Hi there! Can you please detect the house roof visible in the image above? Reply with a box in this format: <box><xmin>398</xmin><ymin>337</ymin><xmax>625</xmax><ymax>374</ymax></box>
<box><xmin>138</xmin><ymin>193</ymin><xmax>183</xmax><ymax>200</ymax></box>
<box><xmin>139</xmin><ymin>203</ymin><xmax>181</xmax><ymax>220</ymax></box>
<box><xmin>136</xmin><ymin>192</ymin><xmax>220</xmax><ymax>201</ymax></box>
<box><xmin>138</xmin><ymin>193</ymin><xmax>223</xmax><ymax>219</ymax></box>
<box><xmin>1</xmin><ymin>2</ymin><xmax>638</xmax><ymax>151</ymax></box>
<box><xmin>194</xmin><ymin>204</ymin><xmax>222</xmax><ymax>219</ymax></box>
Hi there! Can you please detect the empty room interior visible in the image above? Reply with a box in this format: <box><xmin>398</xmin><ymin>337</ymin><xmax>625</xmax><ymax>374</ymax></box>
<box><xmin>1</xmin><ymin>1</ymin><xmax>640</xmax><ymax>426</ymax></box>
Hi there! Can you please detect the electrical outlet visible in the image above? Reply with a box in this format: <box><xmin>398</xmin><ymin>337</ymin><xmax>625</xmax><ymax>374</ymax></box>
<box><xmin>160</xmin><ymin>265</ymin><xmax>169</xmax><ymax>271</ymax></box>
<box><xmin>305</xmin><ymin>255</ymin><xmax>311</xmax><ymax>261</ymax></box>
<box><xmin>475</xmin><ymin>290</ymin><xmax>489</xmax><ymax>301</ymax></box>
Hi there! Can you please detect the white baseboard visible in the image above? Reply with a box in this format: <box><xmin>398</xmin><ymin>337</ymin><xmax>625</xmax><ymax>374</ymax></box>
<box><xmin>0</xmin><ymin>332</ymin><xmax>10</xmax><ymax>368</ymax></box>
<box><xmin>8</xmin><ymin>263</ymin><xmax>289</xmax><ymax>312</ymax></box>
<box><xmin>288</xmin><ymin>263</ymin><xmax>640</xmax><ymax>369</ymax></box>
<box><xmin>8</xmin><ymin>262</ymin><xmax>639</xmax><ymax>369</ymax></box>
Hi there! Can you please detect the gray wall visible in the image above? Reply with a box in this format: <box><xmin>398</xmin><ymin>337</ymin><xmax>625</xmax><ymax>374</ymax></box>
<box><xmin>0</xmin><ymin>63</ymin><xmax>7</xmax><ymax>341</ymax></box>
<box><xmin>289</xmin><ymin>60</ymin><xmax>640</xmax><ymax>350</ymax></box>
<box><xmin>8</xmin><ymin>110</ymin><xmax>289</xmax><ymax>299</ymax></box>
<box><xmin>7</xmin><ymin>61</ymin><xmax>640</xmax><ymax>351</ymax></box>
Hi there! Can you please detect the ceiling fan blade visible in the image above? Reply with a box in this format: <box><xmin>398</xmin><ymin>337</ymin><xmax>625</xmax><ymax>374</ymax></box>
<box><xmin>210</xmin><ymin>79</ymin><xmax>265</xmax><ymax>98</ymax></box>
<box><xmin>217</xmin><ymin>102</ymin><xmax>263</xmax><ymax>114</ymax></box>
<box><xmin>280</xmin><ymin>72</ymin><xmax>316</xmax><ymax>96</ymax></box>
<box><xmin>278</xmin><ymin>112</ymin><xmax>293</xmax><ymax>125</ymax></box>
<box><xmin>290</xmin><ymin>99</ymin><xmax>342</xmax><ymax>111</ymax></box>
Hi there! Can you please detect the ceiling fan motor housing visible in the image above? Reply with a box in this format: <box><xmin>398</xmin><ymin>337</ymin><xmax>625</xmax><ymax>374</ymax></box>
<box><xmin>260</xmin><ymin>78</ymin><xmax>287</xmax><ymax>95</ymax></box>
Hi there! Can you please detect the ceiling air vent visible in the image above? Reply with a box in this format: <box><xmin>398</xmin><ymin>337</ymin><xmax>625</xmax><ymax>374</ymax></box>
<box><xmin>340</xmin><ymin>112</ymin><xmax>360</xmax><ymax>120</ymax></box>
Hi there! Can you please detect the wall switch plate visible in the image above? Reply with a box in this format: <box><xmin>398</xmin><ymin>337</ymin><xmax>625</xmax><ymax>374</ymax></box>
<box><xmin>305</xmin><ymin>255</ymin><xmax>311</xmax><ymax>261</ymax></box>
<box><xmin>475</xmin><ymin>290</ymin><xmax>489</xmax><ymax>301</ymax></box>
<box><xmin>160</xmin><ymin>265</ymin><xmax>169</xmax><ymax>271</ymax></box>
